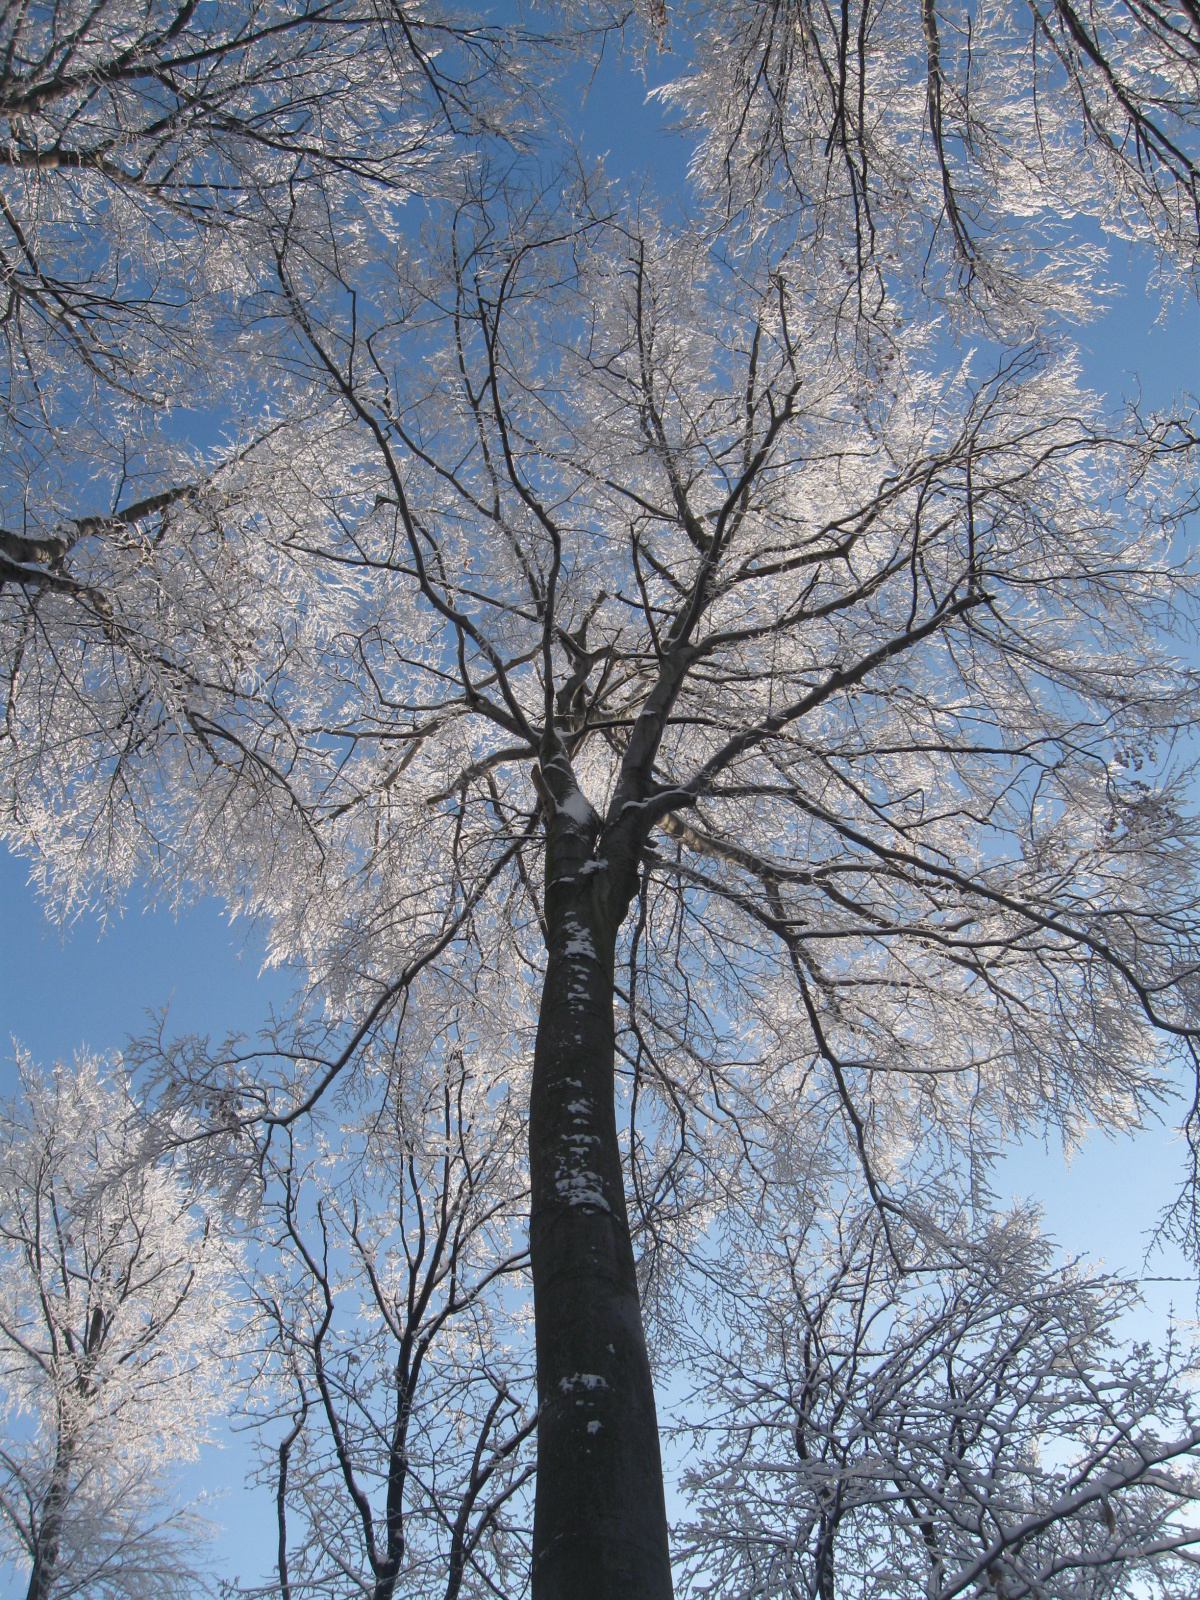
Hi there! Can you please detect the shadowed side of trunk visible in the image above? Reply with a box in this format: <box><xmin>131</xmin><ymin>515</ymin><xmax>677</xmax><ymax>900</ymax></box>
<box><xmin>26</xmin><ymin>1430</ymin><xmax>73</xmax><ymax>1600</ymax></box>
<box><xmin>528</xmin><ymin>811</ymin><xmax>673</xmax><ymax>1600</ymax></box>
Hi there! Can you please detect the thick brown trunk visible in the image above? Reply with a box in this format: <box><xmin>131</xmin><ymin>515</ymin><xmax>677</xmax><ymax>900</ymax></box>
<box><xmin>528</xmin><ymin>814</ymin><xmax>673</xmax><ymax>1599</ymax></box>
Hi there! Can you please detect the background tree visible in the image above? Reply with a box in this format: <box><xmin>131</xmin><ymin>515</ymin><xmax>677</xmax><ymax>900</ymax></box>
<box><xmin>0</xmin><ymin>1053</ymin><xmax>236</xmax><ymax>1600</ymax></box>
<box><xmin>5</xmin><ymin>6</ymin><xmax>1200</xmax><ymax>1598</ymax></box>
<box><xmin>0</xmin><ymin>0</ymin><xmax>519</xmax><ymax>666</ymax></box>
<box><xmin>678</xmin><ymin>1194</ymin><xmax>1200</xmax><ymax>1599</ymax></box>
<box><xmin>658</xmin><ymin>0</ymin><xmax>1200</xmax><ymax>315</ymax></box>
<box><xmin>229</xmin><ymin>1022</ymin><xmax>536</xmax><ymax>1600</ymax></box>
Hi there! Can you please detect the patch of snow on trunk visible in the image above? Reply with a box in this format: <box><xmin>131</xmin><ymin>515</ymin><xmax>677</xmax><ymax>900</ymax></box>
<box><xmin>558</xmin><ymin>787</ymin><xmax>597</xmax><ymax>828</ymax></box>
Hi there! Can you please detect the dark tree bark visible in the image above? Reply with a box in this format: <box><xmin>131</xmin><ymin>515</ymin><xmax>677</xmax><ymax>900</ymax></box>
<box><xmin>25</xmin><ymin>1432</ymin><xmax>72</xmax><ymax>1600</ymax></box>
<box><xmin>528</xmin><ymin>788</ymin><xmax>673</xmax><ymax>1599</ymax></box>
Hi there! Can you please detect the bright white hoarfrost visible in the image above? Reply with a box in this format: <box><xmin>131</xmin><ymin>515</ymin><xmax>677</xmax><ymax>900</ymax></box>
<box><xmin>4</xmin><ymin>0</ymin><xmax>1200</xmax><ymax>1592</ymax></box>
<box><xmin>0</xmin><ymin>1055</ymin><xmax>235</xmax><ymax>1600</ymax></box>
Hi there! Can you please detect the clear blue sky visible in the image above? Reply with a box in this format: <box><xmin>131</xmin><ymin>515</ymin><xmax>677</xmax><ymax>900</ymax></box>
<box><xmin>3</xmin><ymin>33</ymin><xmax>1200</xmax><ymax>1596</ymax></box>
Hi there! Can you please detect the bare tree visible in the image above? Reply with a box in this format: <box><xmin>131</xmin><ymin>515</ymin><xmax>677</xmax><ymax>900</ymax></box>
<box><xmin>4</xmin><ymin>8</ymin><xmax>1200</xmax><ymax>1599</ymax></box>
<box><xmin>0</xmin><ymin>0</ymin><xmax>513</xmax><ymax>366</ymax></box>
<box><xmin>657</xmin><ymin>0</ymin><xmax>1200</xmax><ymax>311</ymax></box>
<box><xmin>230</xmin><ymin>1029</ymin><xmax>536</xmax><ymax>1600</ymax></box>
<box><xmin>0</xmin><ymin>0</ymin><xmax>520</xmax><ymax>630</ymax></box>
<box><xmin>0</xmin><ymin>1052</ymin><xmax>236</xmax><ymax>1600</ymax></box>
<box><xmin>678</xmin><ymin>1197</ymin><xmax>1200</xmax><ymax>1600</ymax></box>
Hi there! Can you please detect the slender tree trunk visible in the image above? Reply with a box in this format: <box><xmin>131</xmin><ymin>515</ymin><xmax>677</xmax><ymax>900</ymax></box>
<box><xmin>26</xmin><ymin>1432</ymin><xmax>73</xmax><ymax>1600</ymax></box>
<box><xmin>528</xmin><ymin>807</ymin><xmax>673</xmax><ymax>1599</ymax></box>
<box><xmin>814</xmin><ymin>1508</ymin><xmax>836</xmax><ymax>1600</ymax></box>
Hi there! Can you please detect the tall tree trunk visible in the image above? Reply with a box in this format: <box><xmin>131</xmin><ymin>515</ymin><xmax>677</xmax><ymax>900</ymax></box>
<box><xmin>26</xmin><ymin>1432</ymin><xmax>73</xmax><ymax>1600</ymax></box>
<box><xmin>528</xmin><ymin>806</ymin><xmax>673</xmax><ymax>1599</ymax></box>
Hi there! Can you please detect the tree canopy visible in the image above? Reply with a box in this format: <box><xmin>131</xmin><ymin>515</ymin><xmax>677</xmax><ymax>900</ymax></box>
<box><xmin>4</xmin><ymin>3</ymin><xmax>1200</xmax><ymax>1596</ymax></box>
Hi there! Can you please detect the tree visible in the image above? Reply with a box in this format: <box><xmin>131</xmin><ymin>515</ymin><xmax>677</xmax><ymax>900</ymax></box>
<box><xmin>235</xmin><ymin>1028</ymin><xmax>537</xmax><ymax>1600</ymax></box>
<box><xmin>0</xmin><ymin>1052</ymin><xmax>236</xmax><ymax>1600</ymax></box>
<box><xmin>4</xmin><ymin>6</ymin><xmax>1200</xmax><ymax>1598</ymax></box>
<box><xmin>678</xmin><ymin>1196</ymin><xmax>1200</xmax><ymax>1599</ymax></box>
<box><xmin>0</xmin><ymin>0</ymin><xmax>518</xmax><ymax>635</ymax></box>
<box><xmin>659</xmin><ymin>0</ymin><xmax>1200</xmax><ymax>313</ymax></box>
